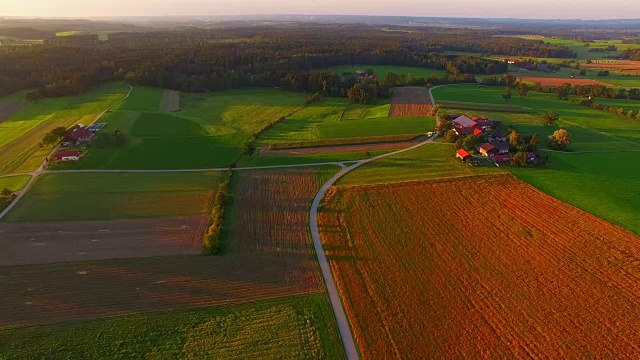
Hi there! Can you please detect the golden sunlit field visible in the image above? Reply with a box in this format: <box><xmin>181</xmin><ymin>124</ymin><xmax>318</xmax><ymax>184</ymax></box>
<box><xmin>320</xmin><ymin>174</ymin><xmax>640</xmax><ymax>358</ymax></box>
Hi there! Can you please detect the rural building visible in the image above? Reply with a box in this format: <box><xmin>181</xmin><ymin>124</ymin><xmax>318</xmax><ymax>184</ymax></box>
<box><xmin>527</xmin><ymin>152</ymin><xmax>537</xmax><ymax>162</ymax></box>
<box><xmin>453</xmin><ymin>115</ymin><xmax>478</xmax><ymax>136</ymax></box>
<box><xmin>54</xmin><ymin>150</ymin><xmax>81</xmax><ymax>161</ymax></box>
<box><xmin>65</xmin><ymin>125</ymin><xmax>95</xmax><ymax>144</ymax></box>
<box><xmin>492</xmin><ymin>142</ymin><xmax>510</xmax><ymax>155</ymax></box>
<box><xmin>473</xmin><ymin>128</ymin><xmax>483</xmax><ymax>137</ymax></box>
<box><xmin>492</xmin><ymin>154</ymin><xmax>513</xmax><ymax>163</ymax></box>
<box><xmin>478</xmin><ymin>143</ymin><xmax>497</xmax><ymax>157</ymax></box>
<box><xmin>475</xmin><ymin>116</ymin><xmax>492</xmax><ymax>129</ymax></box>
<box><xmin>456</xmin><ymin>149</ymin><xmax>471</xmax><ymax>161</ymax></box>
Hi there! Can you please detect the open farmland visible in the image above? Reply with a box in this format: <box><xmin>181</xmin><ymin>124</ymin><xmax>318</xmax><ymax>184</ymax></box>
<box><xmin>0</xmin><ymin>254</ymin><xmax>325</xmax><ymax>327</ymax></box>
<box><xmin>0</xmin><ymin>102</ymin><xmax>24</xmax><ymax>122</ymax></box>
<box><xmin>3</xmin><ymin>172</ymin><xmax>221</xmax><ymax>222</ymax></box>
<box><xmin>0</xmin><ymin>216</ymin><xmax>209</xmax><ymax>266</ymax></box>
<box><xmin>518</xmin><ymin>76</ymin><xmax>614</xmax><ymax>87</ymax></box>
<box><xmin>160</xmin><ymin>89</ymin><xmax>180</xmax><ymax>112</ymax></box>
<box><xmin>258</xmin><ymin>96</ymin><xmax>434</xmax><ymax>149</ymax></box>
<box><xmin>389</xmin><ymin>86</ymin><xmax>433</xmax><ymax>117</ymax></box>
<box><xmin>582</xmin><ymin>60</ymin><xmax>640</xmax><ymax>76</ymax></box>
<box><xmin>67</xmin><ymin>87</ymin><xmax>307</xmax><ymax>169</ymax></box>
<box><xmin>0</xmin><ymin>294</ymin><xmax>344</xmax><ymax>359</ymax></box>
<box><xmin>0</xmin><ymin>82</ymin><xmax>129</xmax><ymax>175</ymax></box>
<box><xmin>321</xmin><ymin>174</ymin><xmax>640</xmax><ymax>358</ymax></box>
<box><xmin>326</xmin><ymin>65</ymin><xmax>448</xmax><ymax>78</ymax></box>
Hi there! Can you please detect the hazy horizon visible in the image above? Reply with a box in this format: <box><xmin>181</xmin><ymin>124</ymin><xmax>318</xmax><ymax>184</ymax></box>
<box><xmin>2</xmin><ymin>0</ymin><xmax>640</xmax><ymax>21</ymax></box>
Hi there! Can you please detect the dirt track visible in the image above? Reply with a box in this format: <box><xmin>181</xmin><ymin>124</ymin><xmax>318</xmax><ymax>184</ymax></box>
<box><xmin>0</xmin><ymin>102</ymin><xmax>25</xmax><ymax>123</ymax></box>
<box><xmin>160</xmin><ymin>89</ymin><xmax>180</xmax><ymax>112</ymax></box>
<box><xmin>0</xmin><ymin>216</ymin><xmax>209</xmax><ymax>266</ymax></box>
<box><xmin>0</xmin><ymin>254</ymin><xmax>324</xmax><ymax>327</ymax></box>
<box><xmin>260</xmin><ymin>136</ymin><xmax>426</xmax><ymax>156</ymax></box>
<box><xmin>390</xmin><ymin>87</ymin><xmax>433</xmax><ymax>117</ymax></box>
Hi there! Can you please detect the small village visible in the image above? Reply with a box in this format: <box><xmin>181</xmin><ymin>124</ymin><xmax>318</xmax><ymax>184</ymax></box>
<box><xmin>444</xmin><ymin>114</ymin><xmax>538</xmax><ymax>167</ymax></box>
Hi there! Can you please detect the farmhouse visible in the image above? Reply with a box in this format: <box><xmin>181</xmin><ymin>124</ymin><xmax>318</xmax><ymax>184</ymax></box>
<box><xmin>65</xmin><ymin>125</ymin><xmax>95</xmax><ymax>145</ymax></box>
<box><xmin>453</xmin><ymin>115</ymin><xmax>478</xmax><ymax>136</ymax></box>
<box><xmin>456</xmin><ymin>149</ymin><xmax>471</xmax><ymax>161</ymax></box>
<box><xmin>478</xmin><ymin>143</ymin><xmax>496</xmax><ymax>157</ymax></box>
<box><xmin>54</xmin><ymin>150</ymin><xmax>81</xmax><ymax>161</ymax></box>
<box><xmin>492</xmin><ymin>142</ymin><xmax>510</xmax><ymax>155</ymax></box>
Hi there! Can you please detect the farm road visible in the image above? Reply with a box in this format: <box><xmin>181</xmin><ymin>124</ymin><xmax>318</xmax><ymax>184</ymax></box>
<box><xmin>309</xmin><ymin>133</ymin><xmax>438</xmax><ymax>360</ymax></box>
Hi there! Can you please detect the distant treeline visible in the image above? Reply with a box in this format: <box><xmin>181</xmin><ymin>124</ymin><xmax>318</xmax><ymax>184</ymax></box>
<box><xmin>619</xmin><ymin>48</ymin><xmax>640</xmax><ymax>61</ymax></box>
<box><xmin>0</xmin><ymin>24</ymin><xmax>575</xmax><ymax>100</ymax></box>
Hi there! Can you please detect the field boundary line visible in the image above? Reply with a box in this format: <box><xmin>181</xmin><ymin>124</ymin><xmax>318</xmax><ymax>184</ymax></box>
<box><xmin>309</xmin><ymin>134</ymin><xmax>438</xmax><ymax>360</ymax></box>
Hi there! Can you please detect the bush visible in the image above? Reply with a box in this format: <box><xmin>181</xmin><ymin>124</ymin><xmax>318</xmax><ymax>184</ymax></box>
<box><xmin>203</xmin><ymin>172</ymin><xmax>232</xmax><ymax>255</ymax></box>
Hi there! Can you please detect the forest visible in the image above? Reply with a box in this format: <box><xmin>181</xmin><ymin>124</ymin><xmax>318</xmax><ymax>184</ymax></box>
<box><xmin>0</xmin><ymin>24</ymin><xmax>577</xmax><ymax>100</ymax></box>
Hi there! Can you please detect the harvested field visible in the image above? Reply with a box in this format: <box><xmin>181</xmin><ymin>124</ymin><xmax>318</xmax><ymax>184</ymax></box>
<box><xmin>0</xmin><ymin>102</ymin><xmax>25</xmax><ymax>123</ymax></box>
<box><xmin>389</xmin><ymin>87</ymin><xmax>432</xmax><ymax>117</ymax></box>
<box><xmin>320</xmin><ymin>174</ymin><xmax>640</xmax><ymax>358</ymax></box>
<box><xmin>160</xmin><ymin>89</ymin><xmax>180</xmax><ymax>112</ymax></box>
<box><xmin>261</xmin><ymin>135</ymin><xmax>426</xmax><ymax>156</ymax></box>
<box><xmin>582</xmin><ymin>60</ymin><xmax>640</xmax><ymax>75</ymax></box>
<box><xmin>518</xmin><ymin>76</ymin><xmax>614</xmax><ymax>87</ymax></box>
<box><xmin>0</xmin><ymin>216</ymin><xmax>209</xmax><ymax>266</ymax></box>
<box><xmin>0</xmin><ymin>254</ymin><xmax>324</xmax><ymax>327</ymax></box>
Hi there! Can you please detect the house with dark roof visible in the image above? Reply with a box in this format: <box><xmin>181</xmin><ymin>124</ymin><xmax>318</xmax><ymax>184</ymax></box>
<box><xmin>65</xmin><ymin>125</ymin><xmax>95</xmax><ymax>145</ymax></box>
<box><xmin>452</xmin><ymin>115</ymin><xmax>478</xmax><ymax>136</ymax></box>
<box><xmin>478</xmin><ymin>143</ymin><xmax>497</xmax><ymax>157</ymax></box>
<box><xmin>492</xmin><ymin>154</ymin><xmax>513</xmax><ymax>164</ymax></box>
<box><xmin>492</xmin><ymin>142</ymin><xmax>510</xmax><ymax>155</ymax></box>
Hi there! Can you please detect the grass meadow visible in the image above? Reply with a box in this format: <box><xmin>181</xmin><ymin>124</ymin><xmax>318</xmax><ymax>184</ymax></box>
<box><xmin>3</xmin><ymin>172</ymin><xmax>221</xmax><ymax>222</ymax></box>
<box><xmin>0</xmin><ymin>293</ymin><xmax>346</xmax><ymax>360</ymax></box>
<box><xmin>433</xmin><ymin>84</ymin><xmax>640</xmax><ymax>235</ymax></box>
<box><xmin>325</xmin><ymin>64</ymin><xmax>448</xmax><ymax>78</ymax></box>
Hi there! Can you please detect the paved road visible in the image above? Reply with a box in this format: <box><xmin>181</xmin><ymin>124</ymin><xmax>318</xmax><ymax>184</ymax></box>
<box><xmin>308</xmin><ymin>134</ymin><xmax>438</xmax><ymax>360</ymax></box>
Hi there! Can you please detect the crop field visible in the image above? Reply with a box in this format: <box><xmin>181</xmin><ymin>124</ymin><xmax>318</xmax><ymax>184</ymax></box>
<box><xmin>582</xmin><ymin>60</ymin><xmax>640</xmax><ymax>76</ymax></box>
<box><xmin>262</xmin><ymin>135</ymin><xmax>425</xmax><ymax>156</ymax></box>
<box><xmin>3</xmin><ymin>172</ymin><xmax>221</xmax><ymax>222</ymax></box>
<box><xmin>320</xmin><ymin>174</ymin><xmax>640</xmax><ymax>358</ymax></box>
<box><xmin>260</xmin><ymin>97</ymin><xmax>434</xmax><ymax>148</ymax></box>
<box><xmin>0</xmin><ymin>174</ymin><xmax>30</xmax><ymax>192</ymax></box>
<box><xmin>0</xmin><ymin>82</ymin><xmax>129</xmax><ymax>175</ymax></box>
<box><xmin>160</xmin><ymin>89</ymin><xmax>180</xmax><ymax>112</ymax></box>
<box><xmin>436</xmin><ymin>100</ymin><xmax>530</xmax><ymax>112</ymax></box>
<box><xmin>0</xmin><ymin>215</ymin><xmax>209</xmax><ymax>266</ymax></box>
<box><xmin>0</xmin><ymin>293</ymin><xmax>344</xmax><ymax>359</ymax></box>
<box><xmin>69</xmin><ymin>88</ymin><xmax>307</xmax><ymax>169</ymax></box>
<box><xmin>342</xmin><ymin>103</ymin><xmax>391</xmax><ymax>120</ymax></box>
<box><xmin>339</xmin><ymin>142</ymin><xmax>503</xmax><ymax>186</ymax></box>
<box><xmin>518</xmin><ymin>75</ymin><xmax>614</xmax><ymax>87</ymax></box>
<box><xmin>326</xmin><ymin>64</ymin><xmax>448</xmax><ymax>78</ymax></box>
<box><xmin>0</xmin><ymin>254</ymin><xmax>326</xmax><ymax>327</ymax></box>
<box><xmin>389</xmin><ymin>87</ymin><xmax>433</xmax><ymax>117</ymax></box>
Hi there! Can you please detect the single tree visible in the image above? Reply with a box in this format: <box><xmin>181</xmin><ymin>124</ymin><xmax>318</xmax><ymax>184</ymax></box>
<box><xmin>529</xmin><ymin>133</ymin><xmax>540</xmax><ymax>151</ymax></box>
<box><xmin>509</xmin><ymin>128</ymin><xmax>520</xmax><ymax>147</ymax></box>
<box><xmin>454</xmin><ymin>138</ymin><xmax>463</xmax><ymax>150</ymax></box>
<box><xmin>517</xmin><ymin>83</ymin><xmax>529</xmax><ymax>97</ymax></box>
<box><xmin>512</xmin><ymin>151</ymin><xmax>528</xmax><ymax>167</ymax></box>
<box><xmin>548</xmin><ymin>129</ymin><xmax>571</xmax><ymax>150</ymax></box>
<box><xmin>502</xmin><ymin>87</ymin><xmax>512</xmax><ymax>102</ymax></box>
<box><xmin>444</xmin><ymin>129</ymin><xmax>459</xmax><ymax>143</ymax></box>
<box><xmin>1</xmin><ymin>188</ymin><xmax>12</xmax><ymax>197</ymax></box>
<box><xmin>462</xmin><ymin>135</ymin><xmax>478</xmax><ymax>151</ymax></box>
<box><xmin>542</xmin><ymin>111</ymin><xmax>560</xmax><ymax>126</ymax></box>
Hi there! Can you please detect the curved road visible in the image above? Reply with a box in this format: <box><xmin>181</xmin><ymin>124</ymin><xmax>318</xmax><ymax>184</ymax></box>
<box><xmin>309</xmin><ymin>134</ymin><xmax>438</xmax><ymax>360</ymax></box>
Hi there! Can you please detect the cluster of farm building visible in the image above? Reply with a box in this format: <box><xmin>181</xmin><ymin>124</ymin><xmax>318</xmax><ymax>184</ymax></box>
<box><xmin>52</xmin><ymin>123</ymin><xmax>105</xmax><ymax>161</ymax></box>
<box><xmin>447</xmin><ymin>115</ymin><xmax>536</xmax><ymax>166</ymax></box>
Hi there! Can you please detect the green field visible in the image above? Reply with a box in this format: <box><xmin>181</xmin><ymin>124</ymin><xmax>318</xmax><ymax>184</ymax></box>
<box><xmin>3</xmin><ymin>172</ymin><xmax>220</xmax><ymax>222</ymax></box>
<box><xmin>0</xmin><ymin>83</ymin><xmax>129</xmax><ymax>175</ymax></box>
<box><xmin>259</xmin><ymin>97</ymin><xmax>434</xmax><ymax>147</ymax></box>
<box><xmin>0</xmin><ymin>293</ymin><xmax>346</xmax><ymax>360</ymax></box>
<box><xmin>433</xmin><ymin>84</ymin><xmax>640</xmax><ymax>236</ymax></box>
<box><xmin>590</xmin><ymin>98</ymin><xmax>640</xmax><ymax>112</ymax></box>
<box><xmin>326</xmin><ymin>65</ymin><xmax>448</xmax><ymax>78</ymax></box>
<box><xmin>62</xmin><ymin>87</ymin><xmax>307</xmax><ymax>169</ymax></box>
<box><xmin>0</xmin><ymin>175</ymin><xmax>30</xmax><ymax>192</ymax></box>
<box><xmin>339</xmin><ymin>142</ymin><xmax>503</xmax><ymax>186</ymax></box>
<box><xmin>508</xmin><ymin>66</ymin><xmax>640</xmax><ymax>88</ymax></box>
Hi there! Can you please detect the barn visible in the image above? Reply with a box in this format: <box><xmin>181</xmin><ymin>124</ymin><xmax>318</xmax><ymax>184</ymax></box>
<box><xmin>54</xmin><ymin>150</ymin><xmax>81</xmax><ymax>162</ymax></box>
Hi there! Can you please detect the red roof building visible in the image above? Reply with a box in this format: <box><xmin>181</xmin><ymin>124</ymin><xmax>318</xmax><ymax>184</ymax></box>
<box><xmin>478</xmin><ymin>143</ymin><xmax>496</xmax><ymax>157</ymax></box>
<box><xmin>54</xmin><ymin>150</ymin><xmax>81</xmax><ymax>161</ymax></box>
<box><xmin>65</xmin><ymin>125</ymin><xmax>95</xmax><ymax>144</ymax></box>
<box><xmin>473</xmin><ymin>128</ymin><xmax>483</xmax><ymax>137</ymax></box>
<box><xmin>456</xmin><ymin>149</ymin><xmax>471</xmax><ymax>161</ymax></box>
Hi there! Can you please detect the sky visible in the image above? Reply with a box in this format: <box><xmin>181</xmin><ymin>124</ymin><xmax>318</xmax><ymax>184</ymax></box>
<box><xmin>2</xmin><ymin>0</ymin><xmax>640</xmax><ymax>20</ymax></box>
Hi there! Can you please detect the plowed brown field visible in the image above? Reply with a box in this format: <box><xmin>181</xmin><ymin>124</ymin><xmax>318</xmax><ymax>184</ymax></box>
<box><xmin>320</xmin><ymin>174</ymin><xmax>640</xmax><ymax>358</ymax></box>
<box><xmin>230</xmin><ymin>169</ymin><xmax>324</xmax><ymax>286</ymax></box>
<box><xmin>389</xmin><ymin>87</ymin><xmax>432</xmax><ymax>117</ymax></box>
<box><xmin>519</xmin><ymin>76</ymin><xmax>614</xmax><ymax>87</ymax></box>
<box><xmin>0</xmin><ymin>254</ymin><xmax>323</xmax><ymax>327</ymax></box>
<box><xmin>0</xmin><ymin>216</ymin><xmax>209</xmax><ymax>266</ymax></box>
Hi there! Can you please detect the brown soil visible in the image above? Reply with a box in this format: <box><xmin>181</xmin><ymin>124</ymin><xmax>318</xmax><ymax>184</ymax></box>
<box><xmin>320</xmin><ymin>174</ymin><xmax>640</xmax><ymax>358</ymax></box>
<box><xmin>260</xmin><ymin>136</ymin><xmax>426</xmax><ymax>156</ymax></box>
<box><xmin>582</xmin><ymin>60</ymin><xmax>640</xmax><ymax>75</ymax></box>
<box><xmin>0</xmin><ymin>216</ymin><xmax>209</xmax><ymax>266</ymax></box>
<box><xmin>160</xmin><ymin>89</ymin><xmax>180</xmax><ymax>112</ymax></box>
<box><xmin>0</xmin><ymin>254</ymin><xmax>323</xmax><ymax>327</ymax></box>
<box><xmin>0</xmin><ymin>102</ymin><xmax>25</xmax><ymax>123</ymax></box>
<box><xmin>519</xmin><ymin>76</ymin><xmax>614</xmax><ymax>87</ymax></box>
<box><xmin>390</xmin><ymin>87</ymin><xmax>433</xmax><ymax>117</ymax></box>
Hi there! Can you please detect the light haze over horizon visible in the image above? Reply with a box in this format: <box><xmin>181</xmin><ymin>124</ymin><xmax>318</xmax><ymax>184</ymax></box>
<box><xmin>2</xmin><ymin>0</ymin><xmax>640</xmax><ymax>20</ymax></box>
